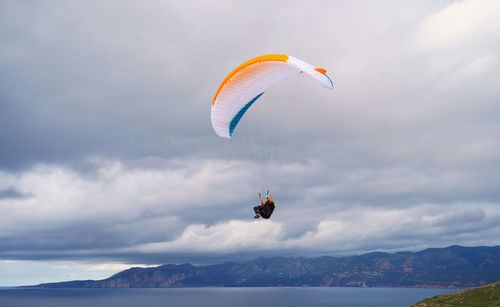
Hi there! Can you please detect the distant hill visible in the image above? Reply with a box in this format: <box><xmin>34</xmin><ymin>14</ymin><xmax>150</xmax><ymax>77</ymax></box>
<box><xmin>31</xmin><ymin>245</ymin><xmax>500</xmax><ymax>288</ymax></box>
<box><xmin>411</xmin><ymin>281</ymin><xmax>500</xmax><ymax>307</ymax></box>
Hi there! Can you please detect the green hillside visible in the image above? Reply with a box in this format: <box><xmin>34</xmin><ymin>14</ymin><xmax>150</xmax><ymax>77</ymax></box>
<box><xmin>412</xmin><ymin>281</ymin><xmax>500</xmax><ymax>307</ymax></box>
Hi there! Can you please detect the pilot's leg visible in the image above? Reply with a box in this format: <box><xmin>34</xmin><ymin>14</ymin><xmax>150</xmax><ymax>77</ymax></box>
<box><xmin>253</xmin><ymin>206</ymin><xmax>261</xmax><ymax>218</ymax></box>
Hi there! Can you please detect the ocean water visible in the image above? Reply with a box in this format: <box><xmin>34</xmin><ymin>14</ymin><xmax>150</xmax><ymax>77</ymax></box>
<box><xmin>0</xmin><ymin>287</ymin><xmax>462</xmax><ymax>307</ymax></box>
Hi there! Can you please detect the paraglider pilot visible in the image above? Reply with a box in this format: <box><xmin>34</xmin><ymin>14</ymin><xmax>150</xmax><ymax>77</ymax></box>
<box><xmin>254</xmin><ymin>190</ymin><xmax>275</xmax><ymax>219</ymax></box>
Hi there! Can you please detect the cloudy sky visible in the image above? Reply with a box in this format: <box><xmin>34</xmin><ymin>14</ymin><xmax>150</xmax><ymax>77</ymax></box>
<box><xmin>1</xmin><ymin>0</ymin><xmax>500</xmax><ymax>286</ymax></box>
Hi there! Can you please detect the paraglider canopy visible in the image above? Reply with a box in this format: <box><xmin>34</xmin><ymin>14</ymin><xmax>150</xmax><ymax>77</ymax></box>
<box><xmin>211</xmin><ymin>54</ymin><xmax>333</xmax><ymax>138</ymax></box>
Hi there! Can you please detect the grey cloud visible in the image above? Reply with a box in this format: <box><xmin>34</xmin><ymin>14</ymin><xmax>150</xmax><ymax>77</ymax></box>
<box><xmin>0</xmin><ymin>0</ymin><xmax>500</xmax><ymax>267</ymax></box>
<box><xmin>0</xmin><ymin>187</ymin><xmax>32</xmax><ymax>200</ymax></box>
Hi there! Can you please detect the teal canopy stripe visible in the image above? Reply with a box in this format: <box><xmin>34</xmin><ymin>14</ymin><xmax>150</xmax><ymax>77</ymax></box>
<box><xmin>229</xmin><ymin>93</ymin><xmax>264</xmax><ymax>137</ymax></box>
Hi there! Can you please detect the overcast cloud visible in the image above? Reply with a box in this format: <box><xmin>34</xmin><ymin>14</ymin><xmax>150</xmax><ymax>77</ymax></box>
<box><xmin>1</xmin><ymin>0</ymin><xmax>500</xmax><ymax>286</ymax></box>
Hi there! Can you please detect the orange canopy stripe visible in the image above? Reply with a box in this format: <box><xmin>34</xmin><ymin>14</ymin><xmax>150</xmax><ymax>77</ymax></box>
<box><xmin>314</xmin><ymin>67</ymin><xmax>327</xmax><ymax>74</ymax></box>
<box><xmin>212</xmin><ymin>54</ymin><xmax>289</xmax><ymax>106</ymax></box>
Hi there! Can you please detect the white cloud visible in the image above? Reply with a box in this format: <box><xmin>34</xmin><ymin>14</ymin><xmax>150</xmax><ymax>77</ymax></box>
<box><xmin>135</xmin><ymin>220</ymin><xmax>283</xmax><ymax>254</ymax></box>
<box><xmin>123</xmin><ymin>201</ymin><xmax>500</xmax><ymax>256</ymax></box>
<box><xmin>415</xmin><ymin>0</ymin><xmax>500</xmax><ymax>50</ymax></box>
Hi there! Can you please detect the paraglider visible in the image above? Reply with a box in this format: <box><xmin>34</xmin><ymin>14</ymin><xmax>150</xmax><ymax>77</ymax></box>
<box><xmin>211</xmin><ymin>54</ymin><xmax>333</xmax><ymax>218</ymax></box>
<box><xmin>254</xmin><ymin>190</ymin><xmax>275</xmax><ymax>219</ymax></box>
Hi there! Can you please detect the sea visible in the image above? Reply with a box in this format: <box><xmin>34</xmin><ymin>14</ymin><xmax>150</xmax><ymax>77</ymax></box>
<box><xmin>0</xmin><ymin>287</ymin><xmax>462</xmax><ymax>307</ymax></box>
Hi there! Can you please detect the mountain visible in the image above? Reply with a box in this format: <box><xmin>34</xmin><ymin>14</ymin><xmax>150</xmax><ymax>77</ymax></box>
<box><xmin>31</xmin><ymin>245</ymin><xmax>500</xmax><ymax>288</ymax></box>
<box><xmin>411</xmin><ymin>281</ymin><xmax>500</xmax><ymax>307</ymax></box>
